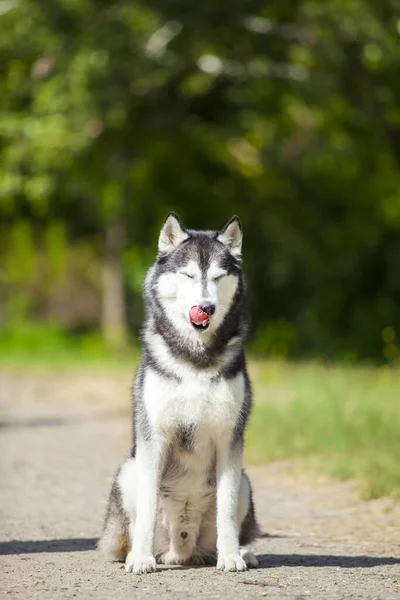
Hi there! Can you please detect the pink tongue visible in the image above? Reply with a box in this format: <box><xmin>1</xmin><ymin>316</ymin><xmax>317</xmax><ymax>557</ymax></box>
<box><xmin>189</xmin><ymin>305</ymin><xmax>209</xmax><ymax>326</ymax></box>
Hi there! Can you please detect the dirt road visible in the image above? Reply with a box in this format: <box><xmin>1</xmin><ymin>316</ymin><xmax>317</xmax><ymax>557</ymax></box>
<box><xmin>1</xmin><ymin>371</ymin><xmax>399</xmax><ymax>599</ymax></box>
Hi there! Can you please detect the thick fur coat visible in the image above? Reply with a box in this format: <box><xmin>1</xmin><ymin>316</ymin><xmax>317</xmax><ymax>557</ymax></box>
<box><xmin>99</xmin><ymin>213</ymin><xmax>259</xmax><ymax>574</ymax></box>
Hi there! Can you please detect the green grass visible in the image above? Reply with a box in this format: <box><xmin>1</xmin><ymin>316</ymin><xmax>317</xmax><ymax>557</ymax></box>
<box><xmin>246</xmin><ymin>361</ymin><xmax>400</xmax><ymax>499</ymax></box>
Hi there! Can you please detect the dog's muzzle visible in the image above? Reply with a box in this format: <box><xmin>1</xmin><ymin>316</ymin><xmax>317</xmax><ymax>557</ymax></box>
<box><xmin>189</xmin><ymin>304</ymin><xmax>215</xmax><ymax>331</ymax></box>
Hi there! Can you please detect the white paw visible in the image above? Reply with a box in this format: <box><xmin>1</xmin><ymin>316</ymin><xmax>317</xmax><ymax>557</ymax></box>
<box><xmin>240</xmin><ymin>548</ymin><xmax>259</xmax><ymax>568</ymax></box>
<box><xmin>125</xmin><ymin>551</ymin><xmax>156</xmax><ymax>574</ymax></box>
<box><xmin>217</xmin><ymin>553</ymin><xmax>248</xmax><ymax>572</ymax></box>
<box><xmin>159</xmin><ymin>551</ymin><xmax>181</xmax><ymax>565</ymax></box>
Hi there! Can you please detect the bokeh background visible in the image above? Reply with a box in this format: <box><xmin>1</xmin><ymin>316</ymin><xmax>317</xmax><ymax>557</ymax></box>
<box><xmin>1</xmin><ymin>1</ymin><xmax>400</xmax><ymax>500</ymax></box>
<box><xmin>1</xmin><ymin>0</ymin><xmax>400</xmax><ymax>363</ymax></box>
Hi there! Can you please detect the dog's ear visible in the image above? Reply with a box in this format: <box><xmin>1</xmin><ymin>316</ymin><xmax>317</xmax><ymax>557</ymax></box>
<box><xmin>217</xmin><ymin>216</ymin><xmax>243</xmax><ymax>258</ymax></box>
<box><xmin>158</xmin><ymin>212</ymin><xmax>189</xmax><ymax>254</ymax></box>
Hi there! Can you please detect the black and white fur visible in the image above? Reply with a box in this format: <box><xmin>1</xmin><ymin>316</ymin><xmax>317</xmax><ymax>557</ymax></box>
<box><xmin>99</xmin><ymin>213</ymin><xmax>259</xmax><ymax>574</ymax></box>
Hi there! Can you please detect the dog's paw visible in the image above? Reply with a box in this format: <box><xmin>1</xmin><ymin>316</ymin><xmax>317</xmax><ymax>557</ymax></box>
<box><xmin>217</xmin><ymin>553</ymin><xmax>247</xmax><ymax>572</ymax></box>
<box><xmin>125</xmin><ymin>552</ymin><xmax>156</xmax><ymax>574</ymax></box>
<box><xmin>159</xmin><ymin>551</ymin><xmax>181</xmax><ymax>565</ymax></box>
<box><xmin>240</xmin><ymin>548</ymin><xmax>259</xmax><ymax>568</ymax></box>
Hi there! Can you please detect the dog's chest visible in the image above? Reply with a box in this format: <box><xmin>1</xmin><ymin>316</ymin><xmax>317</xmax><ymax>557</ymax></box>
<box><xmin>143</xmin><ymin>367</ymin><xmax>244</xmax><ymax>436</ymax></box>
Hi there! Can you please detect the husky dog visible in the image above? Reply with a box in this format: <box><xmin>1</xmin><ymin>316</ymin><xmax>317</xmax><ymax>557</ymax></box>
<box><xmin>99</xmin><ymin>213</ymin><xmax>259</xmax><ymax>574</ymax></box>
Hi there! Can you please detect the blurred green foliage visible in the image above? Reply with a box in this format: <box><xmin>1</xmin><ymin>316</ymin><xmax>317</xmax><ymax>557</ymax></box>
<box><xmin>0</xmin><ymin>322</ymin><xmax>138</xmax><ymax>367</ymax></box>
<box><xmin>1</xmin><ymin>0</ymin><xmax>400</xmax><ymax>361</ymax></box>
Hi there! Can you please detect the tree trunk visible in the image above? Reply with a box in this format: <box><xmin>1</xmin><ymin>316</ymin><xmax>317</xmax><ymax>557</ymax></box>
<box><xmin>101</xmin><ymin>222</ymin><xmax>127</xmax><ymax>350</ymax></box>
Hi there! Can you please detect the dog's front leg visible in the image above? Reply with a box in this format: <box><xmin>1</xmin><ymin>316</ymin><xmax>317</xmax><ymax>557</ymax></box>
<box><xmin>125</xmin><ymin>441</ymin><xmax>164</xmax><ymax>574</ymax></box>
<box><xmin>215</xmin><ymin>442</ymin><xmax>247</xmax><ymax>572</ymax></box>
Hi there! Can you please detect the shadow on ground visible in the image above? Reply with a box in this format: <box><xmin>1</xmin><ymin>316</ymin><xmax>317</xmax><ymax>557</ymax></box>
<box><xmin>0</xmin><ymin>538</ymin><xmax>98</xmax><ymax>555</ymax></box>
<box><xmin>1</xmin><ymin>538</ymin><xmax>399</xmax><ymax>570</ymax></box>
<box><xmin>0</xmin><ymin>417</ymin><xmax>71</xmax><ymax>429</ymax></box>
<box><xmin>257</xmin><ymin>553</ymin><xmax>400</xmax><ymax>568</ymax></box>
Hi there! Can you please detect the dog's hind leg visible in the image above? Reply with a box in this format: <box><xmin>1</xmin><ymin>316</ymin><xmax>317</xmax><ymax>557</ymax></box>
<box><xmin>238</xmin><ymin>470</ymin><xmax>260</xmax><ymax>568</ymax></box>
<box><xmin>98</xmin><ymin>468</ymin><xmax>131</xmax><ymax>561</ymax></box>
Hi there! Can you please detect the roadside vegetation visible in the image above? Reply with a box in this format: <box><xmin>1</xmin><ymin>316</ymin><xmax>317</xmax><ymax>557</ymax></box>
<box><xmin>247</xmin><ymin>360</ymin><xmax>400</xmax><ymax>499</ymax></box>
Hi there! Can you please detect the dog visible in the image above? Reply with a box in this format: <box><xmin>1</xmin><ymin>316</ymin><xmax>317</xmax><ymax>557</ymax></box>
<box><xmin>99</xmin><ymin>212</ymin><xmax>259</xmax><ymax>574</ymax></box>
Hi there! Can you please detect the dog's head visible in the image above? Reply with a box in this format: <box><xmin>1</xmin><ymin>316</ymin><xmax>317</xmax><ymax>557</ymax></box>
<box><xmin>153</xmin><ymin>212</ymin><xmax>243</xmax><ymax>338</ymax></box>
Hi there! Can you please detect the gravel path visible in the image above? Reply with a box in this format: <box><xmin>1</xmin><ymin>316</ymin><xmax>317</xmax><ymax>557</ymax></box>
<box><xmin>1</xmin><ymin>371</ymin><xmax>399</xmax><ymax>599</ymax></box>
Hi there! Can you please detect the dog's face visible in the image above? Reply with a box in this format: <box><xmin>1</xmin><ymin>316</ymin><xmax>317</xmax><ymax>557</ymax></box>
<box><xmin>154</xmin><ymin>213</ymin><xmax>243</xmax><ymax>338</ymax></box>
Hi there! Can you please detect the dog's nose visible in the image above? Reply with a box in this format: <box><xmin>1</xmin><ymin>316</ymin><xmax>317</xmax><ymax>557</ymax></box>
<box><xmin>199</xmin><ymin>303</ymin><xmax>215</xmax><ymax>316</ymax></box>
